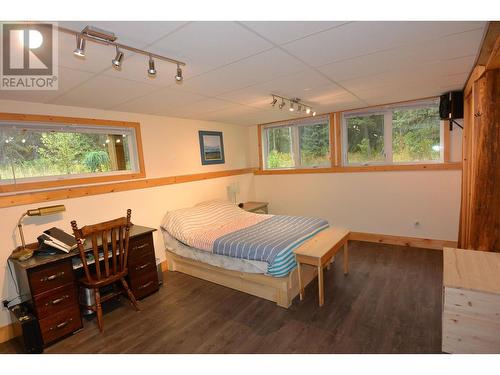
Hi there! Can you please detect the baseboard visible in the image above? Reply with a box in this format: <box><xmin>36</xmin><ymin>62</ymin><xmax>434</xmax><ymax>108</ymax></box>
<box><xmin>160</xmin><ymin>260</ymin><xmax>169</xmax><ymax>272</ymax></box>
<box><xmin>0</xmin><ymin>322</ymin><xmax>16</xmax><ymax>344</ymax></box>
<box><xmin>350</xmin><ymin>231</ymin><xmax>457</xmax><ymax>250</ymax></box>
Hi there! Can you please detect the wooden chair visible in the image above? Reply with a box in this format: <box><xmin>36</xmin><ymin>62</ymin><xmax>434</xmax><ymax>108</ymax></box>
<box><xmin>71</xmin><ymin>209</ymin><xmax>139</xmax><ymax>332</ymax></box>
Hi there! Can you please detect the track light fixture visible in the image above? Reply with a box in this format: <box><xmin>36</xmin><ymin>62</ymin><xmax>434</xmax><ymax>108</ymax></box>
<box><xmin>148</xmin><ymin>56</ymin><xmax>156</xmax><ymax>76</ymax></box>
<box><xmin>61</xmin><ymin>25</ymin><xmax>187</xmax><ymax>83</ymax></box>
<box><xmin>112</xmin><ymin>46</ymin><xmax>124</xmax><ymax>68</ymax></box>
<box><xmin>175</xmin><ymin>64</ymin><xmax>183</xmax><ymax>83</ymax></box>
<box><xmin>270</xmin><ymin>94</ymin><xmax>315</xmax><ymax>117</ymax></box>
<box><xmin>73</xmin><ymin>34</ymin><xmax>86</xmax><ymax>57</ymax></box>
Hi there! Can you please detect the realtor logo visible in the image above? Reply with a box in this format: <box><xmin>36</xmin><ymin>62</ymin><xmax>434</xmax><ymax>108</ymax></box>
<box><xmin>1</xmin><ymin>22</ymin><xmax>58</xmax><ymax>90</ymax></box>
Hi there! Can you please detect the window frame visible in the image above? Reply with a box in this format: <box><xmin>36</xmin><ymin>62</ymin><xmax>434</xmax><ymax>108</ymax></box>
<box><xmin>0</xmin><ymin>112</ymin><xmax>146</xmax><ymax>194</ymax></box>
<box><xmin>261</xmin><ymin>115</ymin><xmax>332</xmax><ymax>170</ymax></box>
<box><xmin>342</xmin><ymin>99</ymin><xmax>445</xmax><ymax>167</ymax></box>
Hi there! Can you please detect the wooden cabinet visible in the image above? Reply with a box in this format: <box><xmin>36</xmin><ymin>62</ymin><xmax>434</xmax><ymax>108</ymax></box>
<box><xmin>127</xmin><ymin>232</ymin><xmax>159</xmax><ymax>299</ymax></box>
<box><xmin>9</xmin><ymin>225</ymin><xmax>158</xmax><ymax>347</ymax></box>
<box><xmin>442</xmin><ymin>247</ymin><xmax>500</xmax><ymax>353</ymax></box>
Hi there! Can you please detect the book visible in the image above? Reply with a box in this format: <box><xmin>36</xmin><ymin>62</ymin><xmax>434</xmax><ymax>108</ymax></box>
<box><xmin>38</xmin><ymin>227</ymin><xmax>79</xmax><ymax>253</ymax></box>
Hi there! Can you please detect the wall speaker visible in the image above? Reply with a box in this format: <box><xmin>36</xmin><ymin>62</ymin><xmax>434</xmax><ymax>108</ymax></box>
<box><xmin>439</xmin><ymin>91</ymin><xmax>464</xmax><ymax>120</ymax></box>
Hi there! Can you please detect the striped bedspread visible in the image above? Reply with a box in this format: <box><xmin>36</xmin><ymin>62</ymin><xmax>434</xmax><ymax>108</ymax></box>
<box><xmin>161</xmin><ymin>200</ymin><xmax>329</xmax><ymax>277</ymax></box>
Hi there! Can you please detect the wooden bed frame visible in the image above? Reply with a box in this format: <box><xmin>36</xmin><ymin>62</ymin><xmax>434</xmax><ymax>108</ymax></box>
<box><xmin>165</xmin><ymin>250</ymin><xmax>318</xmax><ymax>308</ymax></box>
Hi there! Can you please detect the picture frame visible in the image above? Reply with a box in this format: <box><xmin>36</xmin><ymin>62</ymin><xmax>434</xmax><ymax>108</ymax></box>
<box><xmin>198</xmin><ymin>130</ymin><xmax>225</xmax><ymax>165</ymax></box>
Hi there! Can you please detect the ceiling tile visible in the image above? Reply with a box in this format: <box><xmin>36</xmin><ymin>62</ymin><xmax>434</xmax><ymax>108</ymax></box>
<box><xmin>282</xmin><ymin>21</ymin><xmax>486</xmax><ymax>67</ymax></box>
<box><xmin>148</xmin><ymin>22</ymin><xmax>273</xmax><ymax>76</ymax></box>
<box><xmin>0</xmin><ymin>66</ymin><xmax>94</xmax><ymax>104</ymax></box>
<box><xmin>58</xmin><ymin>21</ymin><xmax>187</xmax><ymax>47</ymax></box>
<box><xmin>155</xmin><ymin>98</ymin><xmax>236</xmax><ymax>117</ymax></box>
<box><xmin>216</xmin><ymin>68</ymin><xmax>333</xmax><ymax>109</ymax></box>
<box><xmin>111</xmin><ymin>85</ymin><xmax>206</xmax><ymax>114</ymax></box>
<box><xmin>49</xmin><ymin>75</ymin><xmax>158</xmax><ymax>109</ymax></box>
<box><xmin>180</xmin><ymin>48</ymin><xmax>308</xmax><ymax>96</ymax></box>
<box><xmin>241</xmin><ymin>21</ymin><xmax>350</xmax><ymax>45</ymax></box>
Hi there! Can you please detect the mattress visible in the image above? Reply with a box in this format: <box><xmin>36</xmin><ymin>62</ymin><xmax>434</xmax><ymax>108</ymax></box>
<box><xmin>162</xmin><ymin>229</ymin><xmax>268</xmax><ymax>274</ymax></box>
<box><xmin>161</xmin><ymin>200</ymin><xmax>329</xmax><ymax>277</ymax></box>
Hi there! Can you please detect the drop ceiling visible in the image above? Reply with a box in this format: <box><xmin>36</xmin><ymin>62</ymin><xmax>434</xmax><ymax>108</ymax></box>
<box><xmin>0</xmin><ymin>21</ymin><xmax>487</xmax><ymax>126</ymax></box>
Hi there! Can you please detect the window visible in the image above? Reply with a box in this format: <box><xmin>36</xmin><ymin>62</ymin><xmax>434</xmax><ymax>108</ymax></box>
<box><xmin>0</xmin><ymin>121</ymin><xmax>143</xmax><ymax>185</ymax></box>
<box><xmin>263</xmin><ymin>116</ymin><xmax>330</xmax><ymax>170</ymax></box>
<box><xmin>343</xmin><ymin>99</ymin><xmax>443</xmax><ymax>165</ymax></box>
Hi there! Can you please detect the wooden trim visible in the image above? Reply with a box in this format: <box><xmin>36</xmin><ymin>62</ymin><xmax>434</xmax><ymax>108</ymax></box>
<box><xmin>350</xmin><ymin>231</ymin><xmax>457</xmax><ymax>250</ymax></box>
<box><xmin>165</xmin><ymin>249</ymin><xmax>317</xmax><ymax>308</ymax></box>
<box><xmin>0</xmin><ymin>112</ymin><xmax>147</xmax><ymax>193</ymax></box>
<box><xmin>328</xmin><ymin>113</ymin><xmax>335</xmax><ymax>167</ymax></box>
<box><xmin>0</xmin><ymin>168</ymin><xmax>255</xmax><ymax>209</ymax></box>
<box><xmin>443</xmin><ymin>122</ymin><xmax>451</xmax><ymax>163</ymax></box>
<box><xmin>254</xmin><ymin>162</ymin><xmax>462</xmax><ymax>175</ymax></box>
<box><xmin>257</xmin><ymin>124</ymin><xmax>263</xmax><ymax>171</ymax></box>
<box><xmin>160</xmin><ymin>260</ymin><xmax>169</xmax><ymax>273</ymax></box>
<box><xmin>0</xmin><ymin>172</ymin><xmax>146</xmax><ymax>194</ymax></box>
<box><xmin>464</xmin><ymin>65</ymin><xmax>486</xmax><ymax>98</ymax></box>
<box><xmin>0</xmin><ymin>323</ymin><xmax>16</xmax><ymax>344</ymax></box>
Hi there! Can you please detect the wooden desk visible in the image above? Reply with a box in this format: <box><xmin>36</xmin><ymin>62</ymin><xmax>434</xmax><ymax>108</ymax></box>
<box><xmin>9</xmin><ymin>225</ymin><xmax>159</xmax><ymax>347</ymax></box>
<box><xmin>442</xmin><ymin>247</ymin><xmax>500</xmax><ymax>353</ymax></box>
<box><xmin>294</xmin><ymin>228</ymin><xmax>350</xmax><ymax>306</ymax></box>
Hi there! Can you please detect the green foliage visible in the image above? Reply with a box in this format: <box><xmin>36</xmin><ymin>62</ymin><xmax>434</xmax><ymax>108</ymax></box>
<box><xmin>392</xmin><ymin>108</ymin><xmax>440</xmax><ymax>162</ymax></box>
<box><xmin>84</xmin><ymin>150</ymin><xmax>110</xmax><ymax>172</ymax></box>
<box><xmin>299</xmin><ymin>123</ymin><xmax>329</xmax><ymax>166</ymax></box>
<box><xmin>347</xmin><ymin>107</ymin><xmax>440</xmax><ymax>163</ymax></box>
<box><xmin>0</xmin><ymin>129</ymin><xmax>121</xmax><ymax>181</ymax></box>
<box><xmin>267</xmin><ymin>150</ymin><xmax>294</xmax><ymax>169</ymax></box>
<box><xmin>346</xmin><ymin>114</ymin><xmax>385</xmax><ymax>163</ymax></box>
<box><xmin>38</xmin><ymin>132</ymin><xmax>98</xmax><ymax>174</ymax></box>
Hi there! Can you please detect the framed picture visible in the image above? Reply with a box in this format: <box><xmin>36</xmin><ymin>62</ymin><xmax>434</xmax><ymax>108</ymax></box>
<box><xmin>198</xmin><ymin>130</ymin><xmax>225</xmax><ymax>165</ymax></box>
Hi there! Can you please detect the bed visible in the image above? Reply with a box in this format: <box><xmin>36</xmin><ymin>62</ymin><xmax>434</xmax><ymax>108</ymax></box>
<box><xmin>160</xmin><ymin>200</ymin><xmax>329</xmax><ymax>308</ymax></box>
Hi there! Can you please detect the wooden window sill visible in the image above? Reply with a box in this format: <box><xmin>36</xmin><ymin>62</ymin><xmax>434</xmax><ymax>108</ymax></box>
<box><xmin>254</xmin><ymin>162</ymin><xmax>462</xmax><ymax>175</ymax></box>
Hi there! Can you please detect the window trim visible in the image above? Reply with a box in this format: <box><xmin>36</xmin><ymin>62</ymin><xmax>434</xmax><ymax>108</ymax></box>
<box><xmin>0</xmin><ymin>112</ymin><xmax>146</xmax><ymax>194</ymax></box>
<box><xmin>257</xmin><ymin>96</ymin><xmax>454</xmax><ymax>174</ymax></box>
<box><xmin>342</xmin><ymin>99</ymin><xmax>444</xmax><ymax>166</ymax></box>
<box><xmin>261</xmin><ymin>115</ymin><xmax>332</xmax><ymax>171</ymax></box>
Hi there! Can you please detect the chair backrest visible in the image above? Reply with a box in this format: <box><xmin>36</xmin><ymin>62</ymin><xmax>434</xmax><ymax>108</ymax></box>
<box><xmin>71</xmin><ymin>209</ymin><xmax>132</xmax><ymax>285</ymax></box>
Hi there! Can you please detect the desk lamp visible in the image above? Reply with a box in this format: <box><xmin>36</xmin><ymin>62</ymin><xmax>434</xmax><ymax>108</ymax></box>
<box><xmin>16</xmin><ymin>205</ymin><xmax>66</xmax><ymax>256</ymax></box>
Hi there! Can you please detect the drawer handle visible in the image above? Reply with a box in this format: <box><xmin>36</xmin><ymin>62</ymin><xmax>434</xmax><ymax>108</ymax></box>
<box><xmin>50</xmin><ymin>318</ymin><xmax>72</xmax><ymax>331</ymax></box>
<box><xmin>133</xmin><ymin>243</ymin><xmax>149</xmax><ymax>251</ymax></box>
<box><xmin>40</xmin><ymin>271</ymin><xmax>65</xmax><ymax>283</ymax></box>
<box><xmin>46</xmin><ymin>295</ymin><xmax>69</xmax><ymax>306</ymax></box>
<box><xmin>135</xmin><ymin>262</ymin><xmax>151</xmax><ymax>271</ymax></box>
<box><xmin>138</xmin><ymin>281</ymin><xmax>154</xmax><ymax>290</ymax></box>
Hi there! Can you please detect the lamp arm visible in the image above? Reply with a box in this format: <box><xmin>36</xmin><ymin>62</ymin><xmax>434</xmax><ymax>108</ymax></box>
<box><xmin>17</xmin><ymin>212</ymin><xmax>28</xmax><ymax>250</ymax></box>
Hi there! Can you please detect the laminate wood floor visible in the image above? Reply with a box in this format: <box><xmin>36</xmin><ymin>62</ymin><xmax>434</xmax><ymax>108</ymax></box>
<box><xmin>0</xmin><ymin>241</ymin><xmax>443</xmax><ymax>354</ymax></box>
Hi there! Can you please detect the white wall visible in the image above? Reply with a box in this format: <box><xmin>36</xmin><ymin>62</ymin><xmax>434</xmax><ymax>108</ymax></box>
<box><xmin>248</xmin><ymin>124</ymin><xmax>463</xmax><ymax>241</ymax></box>
<box><xmin>0</xmin><ymin>100</ymin><xmax>255</xmax><ymax>327</ymax></box>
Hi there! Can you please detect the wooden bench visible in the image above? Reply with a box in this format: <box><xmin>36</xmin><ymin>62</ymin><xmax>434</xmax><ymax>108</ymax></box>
<box><xmin>294</xmin><ymin>227</ymin><xmax>350</xmax><ymax>306</ymax></box>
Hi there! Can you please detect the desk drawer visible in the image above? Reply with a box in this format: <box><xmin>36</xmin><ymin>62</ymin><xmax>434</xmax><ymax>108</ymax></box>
<box><xmin>129</xmin><ymin>271</ymin><xmax>158</xmax><ymax>300</ymax></box>
<box><xmin>128</xmin><ymin>234</ymin><xmax>154</xmax><ymax>261</ymax></box>
<box><xmin>128</xmin><ymin>252</ymin><xmax>156</xmax><ymax>279</ymax></box>
<box><xmin>29</xmin><ymin>260</ymin><xmax>74</xmax><ymax>295</ymax></box>
<box><xmin>39</xmin><ymin>305</ymin><xmax>82</xmax><ymax>346</ymax></box>
<box><xmin>34</xmin><ymin>283</ymin><xmax>78</xmax><ymax>319</ymax></box>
